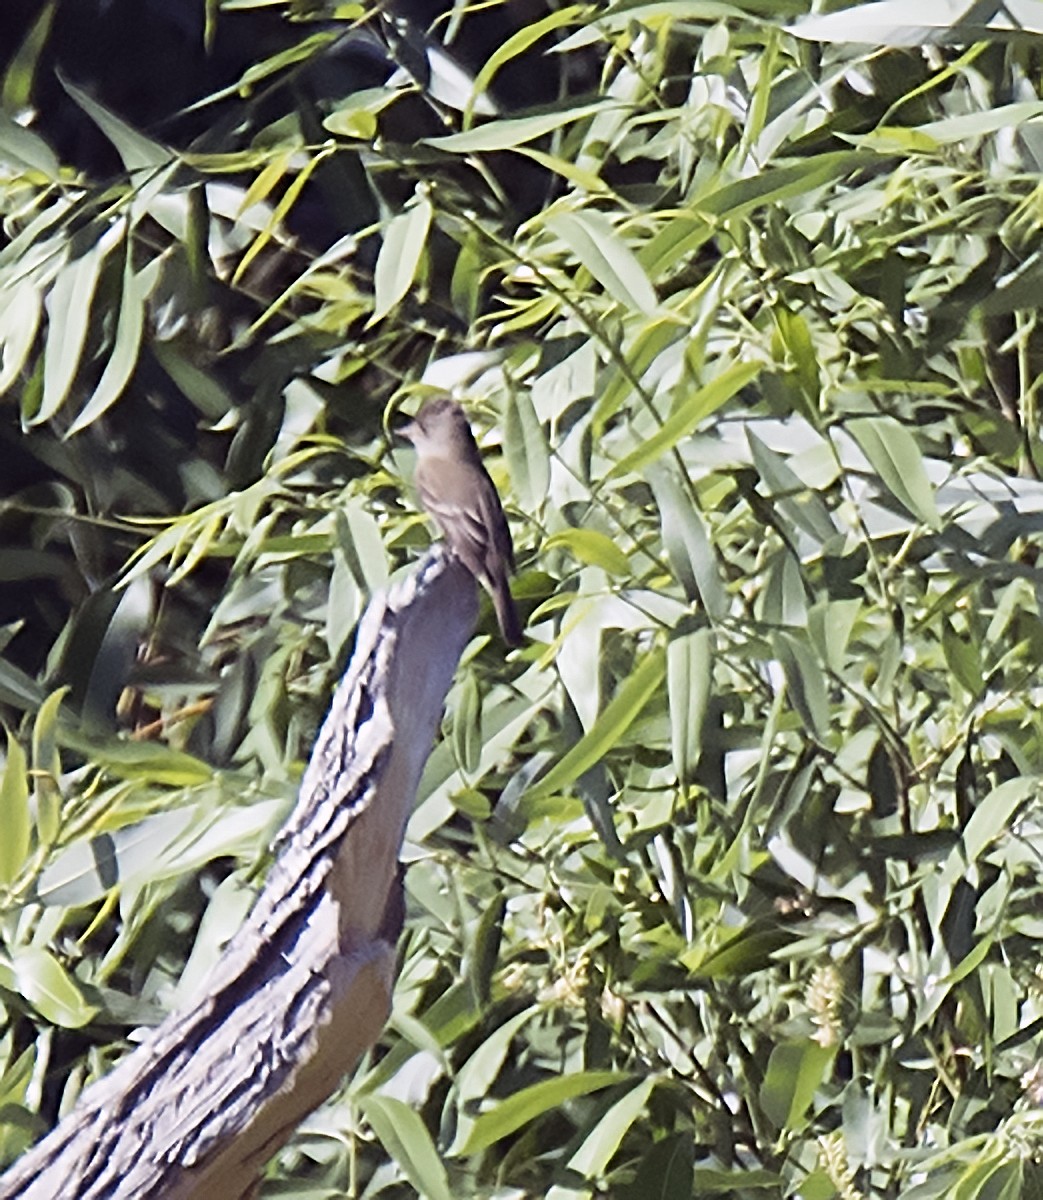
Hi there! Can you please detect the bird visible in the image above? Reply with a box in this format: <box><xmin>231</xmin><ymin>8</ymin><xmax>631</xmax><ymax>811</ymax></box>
<box><xmin>399</xmin><ymin>397</ymin><xmax>523</xmax><ymax>647</ymax></box>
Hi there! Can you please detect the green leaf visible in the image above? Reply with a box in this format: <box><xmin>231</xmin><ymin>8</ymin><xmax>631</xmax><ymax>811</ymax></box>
<box><xmin>942</xmin><ymin>618</ymin><xmax>983</xmax><ymax>696</ymax></box>
<box><xmin>371</xmin><ymin>193</ymin><xmax>432</xmax><ymax>322</ymax></box>
<box><xmin>807</xmin><ymin>599</ymin><xmax>861</xmax><ymax>674</ymax></box>
<box><xmin>452</xmin><ymin>672</ymin><xmax>482</xmax><ymax>777</ymax></box>
<box><xmin>963</xmin><ymin>778</ymin><xmax>1035</xmax><ymax>868</ymax></box>
<box><xmin>694</xmin><ymin>153</ymin><xmax>866</xmax><ymax>222</ymax></box>
<box><xmin>0</xmin><ymin>732</ymin><xmax>30</xmax><ymax>887</ymax></box>
<box><xmin>0</xmin><ymin>280</ymin><xmax>43</xmax><ymax>396</ymax></box>
<box><xmin>759</xmin><ymin>1039</ymin><xmax>834</xmax><ymax>1132</ymax></box>
<box><xmin>609</xmin><ymin>360</ymin><xmax>762</xmax><ymax>478</ymax></box>
<box><xmin>543</xmin><ymin>529</ymin><xmax>630</xmax><ymax>575</ymax></box>
<box><xmin>2</xmin><ymin>946</ymin><xmax>97</xmax><ymax>1028</ymax></box>
<box><xmin>465</xmin><ymin>6</ymin><xmax>586</xmax><ymax>128</ymax></box>
<box><xmin>749</xmin><ymin>431</ymin><xmax>837</xmax><ymax>545</ymax></box>
<box><xmin>648</xmin><ymin>467</ymin><xmax>728</xmax><ymax>618</ymax></box>
<box><xmin>619</xmin><ymin>1133</ymin><xmax>695</xmax><ymax>1200</ymax></box>
<box><xmin>569</xmin><ymin>1076</ymin><xmax>657</xmax><ymax>1177</ymax></box>
<box><xmin>460</xmin><ymin>1071</ymin><xmax>628</xmax><ymax>1154</ymax></box>
<box><xmin>594</xmin><ymin>316</ymin><xmax>685</xmax><ymax>431</ymax></box>
<box><xmin>35</xmin><ymin>225</ymin><xmax>124</xmax><ymax>426</ymax></box>
<box><xmin>0</xmin><ymin>111</ymin><xmax>59</xmax><ymax>178</ymax></box>
<box><xmin>545</xmin><ymin>210</ymin><xmax>657</xmax><ymax>314</ymax></box>
<box><xmin>323</xmin><ymin>86</ymin><xmax>401</xmax><ymax>139</ymax></box>
<box><xmin>66</xmin><ymin>252</ymin><xmax>159</xmax><ymax>436</ymax></box>
<box><xmin>846</xmin><ymin>416</ymin><xmax>941</xmax><ymax>530</ymax></box>
<box><xmin>360</xmin><ymin>1095</ymin><xmax>452</xmax><ymax>1200</ymax></box>
<box><xmin>790</xmin><ymin>0</ymin><xmax>1043</xmax><ymax>45</ymax></box>
<box><xmin>232</xmin><ymin>146</ymin><xmax>330</xmax><ymax>287</ymax></box>
<box><xmin>774</xmin><ymin>632</ymin><xmax>828</xmax><ymax>738</ymax></box>
<box><xmin>524</xmin><ymin>648</ymin><xmax>666</xmax><ymax>805</ymax></box>
<box><xmin>504</xmin><ymin>389</ymin><xmax>550</xmax><ymax>513</ymax></box>
<box><xmin>424</xmin><ymin>100</ymin><xmax>614</xmax><ymax>152</ymax></box>
<box><xmin>465</xmin><ymin>891</ymin><xmax>505</xmax><ymax>1007</ymax></box>
<box><xmin>31</xmin><ymin>686</ymin><xmax>67</xmax><ymax>844</ymax></box>
<box><xmin>919</xmin><ymin>101</ymin><xmax>1043</xmax><ymax>143</ymax></box>
<box><xmin>61</xmin><ymin>76</ymin><xmax>170</xmax><ymax>173</ymax></box>
<box><xmin>667</xmin><ymin>627</ymin><xmax>712</xmax><ymax>787</ymax></box>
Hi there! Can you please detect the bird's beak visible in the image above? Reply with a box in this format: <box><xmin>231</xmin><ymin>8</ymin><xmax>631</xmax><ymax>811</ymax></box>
<box><xmin>396</xmin><ymin>417</ymin><xmax>418</xmax><ymax>444</ymax></box>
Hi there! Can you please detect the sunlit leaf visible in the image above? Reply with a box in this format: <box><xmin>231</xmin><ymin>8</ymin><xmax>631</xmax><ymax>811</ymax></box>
<box><xmin>846</xmin><ymin>415</ymin><xmax>942</xmax><ymax>530</ymax></box>
<box><xmin>524</xmin><ymin>648</ymin><xmax>666</xmax><ymax>805</ymax></box>
<box><xmin>546</xmin><ymin>209</ymin><xmax>657</xmax><ymax>314</ymax></box>
<box><xmin>460</xmin><ymin>1071</ymin><xmax>628</xmax><ymax>1153</ymax></box>
<box><xmin>424</xmin><ymin>100</ymin><xmax>615</xmax><ymax>152</ymax></box>
<box><xmin>609</xmin><ymin>360</ymin><xmax>762</xmax><ymax>477</ymax></box>
<box><xmin>0</xmin><ymin>732</ymin><xmax>30</xmax><ymax>886</ymax></box>
<box><xmin>371</xmin><ymin>192</ymin><xmax>433</xmax><ymax>322</ymax></box>
<box><xmin>362</xmin><ymin>1095</ymin><xmax>452</xmax><ymax>1200</ymax></box>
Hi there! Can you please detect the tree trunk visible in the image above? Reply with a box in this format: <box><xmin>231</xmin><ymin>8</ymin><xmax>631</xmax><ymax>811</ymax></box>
<box><xmin>0</xmin><ymin>549</ymin><xmax>478</xmax><ymax>1200</ymax></box>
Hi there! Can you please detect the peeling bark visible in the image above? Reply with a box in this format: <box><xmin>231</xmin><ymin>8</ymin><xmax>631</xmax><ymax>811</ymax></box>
<box><xmin>0</xmin><ymin>550</ymin><xmax>478</xmax><ymax>1200</ymax></box>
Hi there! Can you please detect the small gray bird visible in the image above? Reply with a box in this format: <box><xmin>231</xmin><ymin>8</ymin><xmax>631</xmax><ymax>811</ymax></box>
<box><xmin>399</xmin><ymin>397</ymin><xmax>523</xmax><ymax>647</ymax></box>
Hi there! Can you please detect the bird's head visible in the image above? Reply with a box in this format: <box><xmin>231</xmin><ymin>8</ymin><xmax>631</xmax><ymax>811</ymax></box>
<box><xmin>398</xmin><ymin>397</ymin><xmax>476</xmax><ymax>457</ymax></box>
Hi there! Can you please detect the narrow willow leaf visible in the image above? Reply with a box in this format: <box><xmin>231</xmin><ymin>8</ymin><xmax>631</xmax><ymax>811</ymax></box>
<box><xmin>324</xmin><ymin>86</ymin><xmax>402</xmax><ymax>139</ymax></box>
<box><xmin>546</xmin><ymin>210</ymin><xmax>657</xmax><ymax>313</ymax></box>
<box><xmin>648</xmin><ymin>466</ymin><xmax>728</xmax><ymax>618</ymax></box>
<box><xmin>594</xmin><ymin>316</ymin><xmax>685</xmax><ymax>432</ymax></box>
<box><xmin>625</xmin><ymin>1133</ymin><xmax>696</xmax><ymax>1199</ymax></box>
<box><xmin>747</xmin><ymin>431</ymin><xmax>836</xmax><ymax>544</ymax></box>
<box><xmin>371</xmin><ymin>193</ymin><xmax>433</xmax><ymax>322</ymax></box>
<box><xmin>525</xmin><ymin>648</ymin><xmax>666</xmax><ymax>805</ymax></box>
<box><xmin>0</xmin><ymin>111</ymin><xmax>59</xmax><ymax>178</ymax></box>
<box><xmin>9</xmin><ymin>945</ymin><xmax>97</xmax><ymax>1028</ymax></box>
<box><xmin>452</xmin><ymin>672</ymin><xmax>482</xmax><ymax>776</ymax></box>
<box><xmin>504</xmin><ymin>389</ymin><xmax>550</xmax><ymax>512</ymax></box>
<box><xmin>790</xmin><ymin>0</ymin><xmax>1043</xmax><ymax>45</ymax></box>
<box><xmin>569</xmin><ymin>1076</ymin><xmax>657</xmax><ymax>1177</ymax></box>
<box><xmin>0</xmin><ymin>281</ymin><xmax>42</xmax><ymax>396</ymax></box>
<box><xmin>543</xmin><ymin>529</ymin><xmax>630</xmax><ymax>575</ymax></box>
<box><xmin>61</xmin><ymin>77</ymin><xmax>170</xmax><ymax>173</ymax></box>
<box><xmin>807</xmin><ymin>598</ymin><xmax>861</xmax><ymax>674</ymax></box>
<box><xmin>466</xmin><ymin>891</ymin><xmax>505</xmax><ymax>1006</ymax></box>
<box><xmin>32</xmin><ymin>686</ymin><xmax>68</xmax><ymax>844</ymax></box>
<box><xmin>66</xmin><ymin>253</ymin><xmax>159</xmax><ymax>435</ymax></box>
<box><xmin>760</xmin><ymin>1039</ymin><xmax>834</xmax><ymax>1132</ymax></box>
<box><xmin>773</xmin><ymin>631</ymin><xmax>828</xmax><ymax>738</ymax></box>
<box><xmin>237</xmin><ymin>144</ymin><xmax>295</xmax><ymax>217</ymax></box>
<box><xmin>919</xmin><ymin>101</ymin><xmax>1043</xmax><ymax>143</ymax></box>
<box><xmin>694</xmin><ymin>153</ymin><xmax>864</xmax><ymax>222</ymax></box>
<box><xmin>962</xmin><ymin>778</ymin><xmax>1035</xmax><ymax>869</ymax></box>
<box><xmin>449</xmin><ymin>1007</ymin><xmax>540</xmax><ymax>1153</ymax></box>
<box><xmin>515</xmin><ymin>145</ymin><xmax>611</xmax><ymax>193</ymax></box>
<box><xmin>466</xmin><ymin>5</ymin><xmax>585</xmax><ymax>127</ymax></box>
<box><xmin>668</xmin><ymin>627</ymin><xmax>712</xmax><ymax>787</ymax></box>
<box><xmin>609</xmin><ymin>360</ymin><xmax>762</xmax><ymax>478</ymax></box>
<box><xmin>460</xmin><ymin>1070</ymin><xmax>628</xmax><ymax>1153</ymax></box>
<box><xmin>152</xmin><ymin>341</ymin><xmax>235</xmax><ymax>419</ymax></box>
<box><xmin>233</xmin><ymin>147</ymin><xmax>329</xmax><ymax>286</ymax></box>
<box><xmin>942</xmin><ymin>619</ymin><xmax>983</xmax><ymax>696</ymax></box>
<box><xmin>691</xmin><ymin>1167</ymin><xmax>782</xmax><ymax>1194</ymax></box>
<box><xmin>36</xmin><ymin>222</ymin><xmax>124</xmax><ymax>426</ymax></box>
<box><xmin>424</xmin><ymin>100</ymin><xmax>613</xmax><ymax>152</ymax></box>
<box><xmin>361</xmin><ymin>1096</ymin><xmax>452</xmax><ymax>1200</ymax></box>
<box><xmin>846</xmin><ymin>415</ymin><xmax>941</xmax><ymax>529</ymax></box>
<box><xmin>774</xmin><ymin>306</ymin><xmax>819</xmax><ymax>409</ymax></box>
<box><xmin>0</xmin><ymin>732</ymin><xmax>30</xmax><ymax>886</ymax></box>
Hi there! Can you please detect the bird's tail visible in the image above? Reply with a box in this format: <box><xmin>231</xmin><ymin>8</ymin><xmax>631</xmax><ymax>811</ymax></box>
<box><xmin>489</xmin><ymin>573</ymin><xmax>523</xmax><ymax>647</ymax></box>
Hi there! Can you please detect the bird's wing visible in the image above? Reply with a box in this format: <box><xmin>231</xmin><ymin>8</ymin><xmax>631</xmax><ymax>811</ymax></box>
<box><xmin>414</xmin><ymin>459</ymin><xmax>499</xmax><ymax>580</ymax></box>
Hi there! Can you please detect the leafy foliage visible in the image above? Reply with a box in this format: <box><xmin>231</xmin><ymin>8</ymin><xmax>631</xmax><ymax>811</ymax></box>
<box><xmin>3</xmin><ymin>1</ymin><xmax>1043</xmax><ymax>1197</ymax></box>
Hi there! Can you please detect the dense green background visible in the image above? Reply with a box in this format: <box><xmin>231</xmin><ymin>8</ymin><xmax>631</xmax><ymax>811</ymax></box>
<box><xmin>2</xmin><ymin>1</ymin><xmax>1043</xmax><ymax>1196</ymax></box>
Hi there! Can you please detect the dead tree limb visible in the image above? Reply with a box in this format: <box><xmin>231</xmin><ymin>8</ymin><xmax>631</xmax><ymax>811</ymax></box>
<box><xmin>0</xmin><ymin>549</ymin><xmax>478</xmax><ymax>1200</ymax></box>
